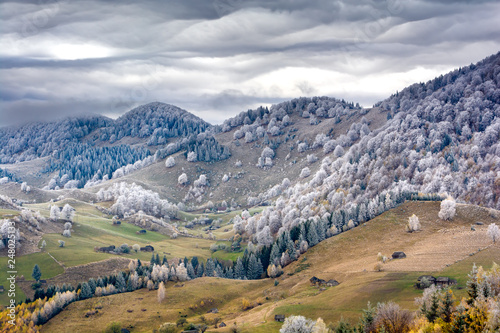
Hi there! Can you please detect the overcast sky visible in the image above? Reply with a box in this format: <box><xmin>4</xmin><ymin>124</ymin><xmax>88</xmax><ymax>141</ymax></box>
<box><xmin>1</xmin><ymin>0</ymin><xmax>499</xmax><ymax>126</ymax></box>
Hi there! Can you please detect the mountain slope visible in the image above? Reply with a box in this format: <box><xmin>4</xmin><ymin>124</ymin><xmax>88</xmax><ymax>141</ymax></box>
<box><xmin>97</xmin><ymin>102</ymin><xmax>212</xmax><ymax>146</ymax></box>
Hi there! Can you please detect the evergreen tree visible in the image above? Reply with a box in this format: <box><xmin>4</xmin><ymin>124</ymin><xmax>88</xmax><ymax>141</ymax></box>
<box><xmin>440</xmin><ymin>290</ymin><xmax>454</xmax><ymax>323</ymax></box>
<box><xmin>191</xmin><ymin>256</ymin><xmax>199</xmax><ymax>270</ymax></box>
<box><xmin>426</xmin><ymin>293</ymin><xmax>440</xmax><ymax>323</ymax></box>
<box><xmin>466</xmin><ymin>264</ymin><xmax>479</xmax><ymax>305</ymax></box>
<box><xmin>234</xmin><ymin>257</ymin><xmax>246</xmax><ymax>280</ymax></box>
<box><xmin>246</xmin><ymin>254</ymin><xmax>263</xmax><ymax>280</ymax></box>
<box><xmin>225</xmin><ymin>267</ymin><xmax>234</xmax><ymax>279</ymax></box>
<box><xmin>286</xmin><ymin>238</ymin><xmax>297</xmax><ymax>261</ymax></box>
<box><xmin>196</xmin><ymin>262</ymin><xmax>204</xmax><ymax>277</ymax></box>
<box><xmin>205</xmin><ymin>259</ymin><xmax>215</xmax><ymax>277</ymax></box>
<box><xmin>449</xmin><ymin>306</ymin><xmax>467</xmax><ymax>333</ymax></box>
<box><xmin>115</xmin><ymin>273</ymin><xmax>126</xmax><ymax>292</ymax></box>
<box><xmin>80</xmin><ymin>282</ymin><xmax>92</xmax><ymax>300</ymax></box>
<box><xmin>256</xmin><ymin>259</ymin><xmax>264</xmax><ymax>279</ymax></box>
<box><xmin>32</xmin><ymin>264</ymin><xmax>42</xmax><ymax>282</ymax></box>
<box><xmin>307</xmin><ymin>222</ymin><xmax>319</xmax><ymax>246</ymax></box>
<box><xmin>215</xmin><ymin>264</ymin><xmax>224</xmax><ymax>278</ymax></box>
<box><xmin>270</xmin><ymin>243</ymin><xmax>281</xmax><ymax>266</ymax></box>
<box><xmin>186</xmin><ymin>262</ymin><xmax>195</xmax><ymax>279</ymax></box>
<box><xmin>126</xmin><ymin>276</ymin><xmax>134</xmax><ymax>292</ymax></box>
<box><xmin>88</xmin><ymin>278</ymin><xmax>97</xmax><ymax>294</ymax></box>
<box><xmin>259</xmin><ymin>245</ymin><xmax>271</xmax><ymax>272</ymax></box>
<box><xmin>298</xmin><ymin>224</ymin><xmax>306</xmax><ymax>244</ymax></box>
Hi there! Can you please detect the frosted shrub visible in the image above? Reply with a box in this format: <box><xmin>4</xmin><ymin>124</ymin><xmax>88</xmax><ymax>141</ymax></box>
<box><xmin>280</xmin><ymin>315</ymin><xmax>314</xmax><ymax>333</ymax></box>
<box><xmin>300</xmin><ymin>167</ymin><xmax>311</xmax><ymax>178</ymax></box>
<box><xmin>406</xmin><ymin>214</ymin><xmax>421</xmax><ymax>232</ymax></box>
<box><xmin>438</xmin><ymin>197</ymin><xmax>456</xmax><ymax>220</ymax></box>
<box><xmin>178</xmin><ymin>173</ymin><xmax>188</xmax><ymax>185</ymax></box>
<box><xmin>165</xmin><ymin>157</ymin><xmax>175</xmax><ymax>168</ymax></box>
<box><xmin>187</xmin><ymin>151</ymin><xmax>197</xmax><ymax>162</ymax></box>
<box><xmin>487</xmin><ymin>223</ymin><xmax>499</xmax><ymax>243</ymax></box>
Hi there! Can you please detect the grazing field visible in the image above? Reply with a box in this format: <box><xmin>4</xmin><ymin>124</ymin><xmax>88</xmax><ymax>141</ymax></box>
<box><xmin>40</xmin><ymin>201</ymin><xmax>500</xmax><ymax>332</ymax></box>
<box><xmin>0</xmin><ymin>200</ymin><xmax>234</xmax><ymax>306</ymax></box>
<box><xmin>0</xmin><ymin>252</ymin><xmax>64</xmax><ymax>305</ymax></box>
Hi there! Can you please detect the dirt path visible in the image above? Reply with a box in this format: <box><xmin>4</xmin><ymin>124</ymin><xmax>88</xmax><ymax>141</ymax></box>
<box><xmin>47</xmin><ymin>251</ymin><xmax>66</xmax><ymax>269</ymax></box>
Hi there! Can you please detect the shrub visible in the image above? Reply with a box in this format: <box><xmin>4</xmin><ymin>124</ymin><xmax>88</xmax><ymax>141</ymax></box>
<box><xmin>176</xmin><ymin>318</ymin><xmax>187</xmax><ymax>327</ymax></box>
<box><xmin>279</xmin><ymin>315</ymin><xmax>315</xmax><ymax>333</ymax></box>
<box><xmin>241</xmin><ymin>298</ymin><xmax>252</xmax><ymax>310</ymax></box>
<box><xmin>374</xmin><ymin>302</ymin><xmax>413</xmax><ymax>333</ymax></box>
<box><xmin>165</xmin><ymin>157</ymin><xmax>175</xmax><ymax>168</ymax></box>
<box><xmin>104</xmin><ymin>322</ymin><xmax>121</xmax><ymax>333</ymax></box>
<box><xmin>487</xmin><ymin>223</ymin><xmax>499</xmax><ymax>243</ymax></box>
<box><xmin>157</xmin><ymin>323</ymin><xmax>177</xmax><ymax>333</ymax></box>
<box><xmin>406</xmin><ymin>214</ymin><xmax>421</xmax><ymax>232</ymax></box>
<box><xmin>178</xmin><ymin>173</ymin><xmax>188</xmax><ymax>185</ymax></box>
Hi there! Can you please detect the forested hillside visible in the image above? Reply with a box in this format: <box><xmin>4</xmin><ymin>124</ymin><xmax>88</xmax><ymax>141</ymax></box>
<box><xmin>0</xmin><ymin>115</ymin><xmax>111</xmax><ymax>163</ymax></box>
<box><xmin>0</xmin><ymin>102</ymin><xmax>231</xmax><ymax>188</ymax></box>
<box><xmin>234</xmin><ymin>52</ymin><xmax>500</xmax><ymax>264</ymax></box>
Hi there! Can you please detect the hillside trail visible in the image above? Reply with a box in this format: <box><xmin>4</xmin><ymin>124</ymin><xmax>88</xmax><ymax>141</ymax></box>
<box><xmin>47</xmin><ymin>251</ymin><xmax>66</xmax><ymax>270</ymax></box>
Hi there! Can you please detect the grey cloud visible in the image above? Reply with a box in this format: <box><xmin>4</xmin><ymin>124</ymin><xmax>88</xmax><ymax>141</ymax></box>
<box><xmin>0</xmin><ymin>0</ymin><xmax>499</xmax><ymax>127</ymax></box>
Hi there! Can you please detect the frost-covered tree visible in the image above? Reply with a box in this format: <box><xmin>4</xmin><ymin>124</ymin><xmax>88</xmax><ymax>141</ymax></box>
<box><xmin>21</xmin><ymin>182</ymin><xmax>31</xmax><ymax>193</ymax></box>
<box><xmin>406</xmin><ymin>214</ymin><xmax>421</xmax><ymax>232</ymax></box>
<box><xmin>306</xmin><ymin>154</ymin><xmax>318</xmax><ymax>164</ymax></box>
<box><xmin>279</xmin><ymin>315</ymin><xmax>315</xmax><ymax>333</ymax></box>
<box><xmin>178</xmin><ymin>173</ymin><xmax>188</xmax><ymax>185</ymax></box>
<box><xmin>438</xmin><ymin>197</ymin><xmax>456</xmax><ymax>220</ymax></box>
<box><xmin>333</xmin><ymin>145</ymin><xmax>344</xmax><ymax>157</ymax></box>
<box><xmin>246</xmin><ymin>254</ymin><xmax>263</xmax><ymax>280</ymax></box>
<box><xmin>165</xmin><ymin>157</ymin><xmax>175</xmax><ymax>168</ymax></box>
<box><xmin>300</xmin><ymin>167</ymin><xmax>311</xmax><ymax>178</ymax></box>
<box><xmin>257</xmin><ymin>226</ymin><xmax>273</xmax><ymax>246</ymax></box>
<box><xmin>298</xmin><ymin>142</ymin><xmax>308</xmax><ymax>153</ymax></box>
<box><xmin>50</xmin><ymin>206</ymin><xmax>60</xmax><ymax>220</ymax></box>
<box><xmin>261</xmin><ymin>147</ymin><xmax>275</xmax><ymax>159</ymax></box>
<box><xmin>61</xmin><ymin>204</ymin><xmax>74</xmax><ymax>221</ymax></box>
<box><xmin>234</xmin><ymin>257</ymin><xmax>245</xmax><ymax>280</ymax></box>
<box><xmin>187</xmin><ymin>151</ymin><xmax>197</xmax><ymax>162</ymax></box>
<box><xmin>245</xmin><ymin>131</ymin><xmax>255</xmax><ymax>143</ymax></box>
<box><xmin>487</xmin><ymin>223</ymin><xmax>499</xmax><ymax>243</ymax></box>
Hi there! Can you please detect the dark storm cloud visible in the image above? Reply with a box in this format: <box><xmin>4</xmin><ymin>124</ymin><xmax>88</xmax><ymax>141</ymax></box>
<box><xmin>0</xmin><ymin>0</ymin><xmax>499</xmax><ymax>127</ymax></box>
